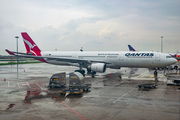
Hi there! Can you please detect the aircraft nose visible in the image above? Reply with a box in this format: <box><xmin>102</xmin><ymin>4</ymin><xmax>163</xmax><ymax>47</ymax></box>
<box><xmin>170</xmin><ymin>58</ymin><xmax>177</xmax><ymax>65</ymax></box>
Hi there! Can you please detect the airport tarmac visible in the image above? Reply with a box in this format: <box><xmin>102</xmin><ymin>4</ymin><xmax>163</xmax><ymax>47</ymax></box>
<box><xmin>0</xmin><ymin>63</ymin><xmax>180</xmax><ymax>120</ymax></box>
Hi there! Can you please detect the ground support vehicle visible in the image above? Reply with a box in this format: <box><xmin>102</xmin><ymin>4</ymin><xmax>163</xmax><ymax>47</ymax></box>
<box><xmin>138</xmin><ymin>83</ymin><xmax>158</xmax><ymax>91</ymax></box>
<box><xmin>48</xmin><ymin>72</ymin><xmax>66</xmax><ymax>88</ymax></box>
<box><xmin>59</xmin><ymin>72</ymin><xmax>90</xmax><ymax>96</ymax></box>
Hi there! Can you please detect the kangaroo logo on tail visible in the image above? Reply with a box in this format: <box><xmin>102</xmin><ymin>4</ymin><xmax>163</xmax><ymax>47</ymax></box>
<box><xmin>23</xmin><ymin>39</ymin><xmax>37</xmax><ymax>49</ymax></box>
<box><xmin>21</xmin><ymin>32</ymin><xmax>41</xmax><ymax>56</ymax></box>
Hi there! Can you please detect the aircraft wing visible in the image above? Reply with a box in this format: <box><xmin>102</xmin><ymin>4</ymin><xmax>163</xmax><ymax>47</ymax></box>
<box><xmin>5</xmin><ymin>49</ymin><xmax>111</xmax><ymax>64</ymax></box>
<box><xmin>89</xmin><ymin>60</ymin><xmax>111</xmax><ymax>64</ymax></box>
<box><xmin>46</xmin><ymin>57</ymin><xmax>91</xmax><ymax>63</ymax></box>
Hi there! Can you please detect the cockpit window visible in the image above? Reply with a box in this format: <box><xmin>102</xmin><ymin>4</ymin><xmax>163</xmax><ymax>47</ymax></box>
<box><xmin>166</xmin><ymin>56</ymin><xmax>172</xmax><ymax>58</ymax></box>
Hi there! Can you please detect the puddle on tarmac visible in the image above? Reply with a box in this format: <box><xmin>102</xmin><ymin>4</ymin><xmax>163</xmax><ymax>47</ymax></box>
<box><xmin>6</xmin><ymin>104</ymin><xmax>15</xmax><ymax>110</ymax></box>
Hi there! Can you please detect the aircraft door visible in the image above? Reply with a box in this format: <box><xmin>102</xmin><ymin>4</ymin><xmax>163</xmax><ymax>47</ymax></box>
<box><xmin>119</xmin><ymin>54</ymin><xmax>124</xmax><ymax>61</ymax></box>
<box><xmin>114</xmin><ymin>54</ymin><xmax>124</xmax><ymax>66</ymax></box>
<box><xmin>155</xmin><ymin>53</ymin><xmax>160</xmax><ymax>61</ymax></box>
<box><xmin>73</xmin><ymin>53</ymin><xmax>77</xmax><ymax>58</ymax></box>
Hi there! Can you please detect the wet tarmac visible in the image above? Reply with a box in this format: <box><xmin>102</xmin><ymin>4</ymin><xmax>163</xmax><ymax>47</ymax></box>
<box><xmin>0</xmin><ymin>63</ymin><xmax>180</xmax><ymax>120</ymax></box>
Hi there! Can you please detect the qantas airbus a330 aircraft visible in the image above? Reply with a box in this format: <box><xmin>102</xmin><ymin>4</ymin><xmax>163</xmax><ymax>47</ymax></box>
<box><xmin>6</xmin><ymin>32</ymin><xmax>176</xmax><ymax>76</ymax></box>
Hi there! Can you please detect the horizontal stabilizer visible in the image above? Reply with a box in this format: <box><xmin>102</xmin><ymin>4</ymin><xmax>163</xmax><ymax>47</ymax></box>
<box><xmin>5</xmin><ymin>49</ymin><xmax>15</xmax><ymax>55</ymax></box>
<box><xmin>5</xmin><ymin>50</ymin><xmax>27</xmax><ymax>55</ymax></box>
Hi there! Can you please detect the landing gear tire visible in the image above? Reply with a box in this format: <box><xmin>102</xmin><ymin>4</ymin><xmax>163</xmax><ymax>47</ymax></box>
<box><xmin>174</xmin><ymin>66</ymin><xmax>178</xmax><ymax>70</ymax></box>
<box><xmin>87</xmin><ymin>69</ymin><xmax>92</xmax><ymax>74</ymax></box>
<box><xmin>92</xmin><ymin>71</ymin><xmax>96</xmax><ymax>78</ymax></box>
<box><xmin>119</xmin><ymin>75</ymin><xmax>122</xmax><ymax>80</ymax></box>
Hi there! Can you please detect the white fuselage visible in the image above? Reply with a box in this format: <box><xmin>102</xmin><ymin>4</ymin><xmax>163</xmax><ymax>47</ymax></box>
<box><xmin>40</xmin><ymin>51</ymin><xmax>176</xmax><ymax>68</ymax></box>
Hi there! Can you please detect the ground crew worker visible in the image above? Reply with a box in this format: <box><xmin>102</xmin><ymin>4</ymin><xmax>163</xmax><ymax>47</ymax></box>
<box><xmin>154</xmin><ymin>70</ymin><xmax>158</xmax><ymax>77</ymax></box>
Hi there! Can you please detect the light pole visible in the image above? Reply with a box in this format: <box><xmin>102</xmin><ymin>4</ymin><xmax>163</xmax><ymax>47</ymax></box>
<box><xmin>15</xmin><ymin>36</ymin><xmax>19</xmax><ymax>75</ymax></box>
<box><xmin>161</xmin><ymin>36</ymin><xmax>163</xmax><ymax>53</ymax></box>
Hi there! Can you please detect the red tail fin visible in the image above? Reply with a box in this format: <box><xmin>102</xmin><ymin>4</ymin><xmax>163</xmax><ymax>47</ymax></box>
<box><xmin>21</xmin><ymin>32</ymin><xmax>41</xmax><ymax>56</ymax></box>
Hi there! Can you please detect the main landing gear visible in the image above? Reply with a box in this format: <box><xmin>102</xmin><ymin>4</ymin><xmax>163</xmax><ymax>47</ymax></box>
<box><xmin>87</xmin><ymin>68</ymin><xmax>96</xmax><ymax>78</ymax></box>
<box><xmin>119</xmin><ymin>75</ymin><xmax>122</xmax><ymax>80</ymax></box>
<box><xmin>91</xmin><ymin>71</ymin><xmax>96</xmax><ymax>78</ymax></box>
<box><xmin>75</xmin><ymin>69</ymin><xmax>97</xmax><ymax>78</ymax></box>
<box><xmin>74</xmin><ymin>63</ymin><xmax>97</xmax><ymax>78</ymax></box>
<box><xmin>75</xmin><ymin>69</ymin><xmax>96</xmax><ymax>78</ymax></box>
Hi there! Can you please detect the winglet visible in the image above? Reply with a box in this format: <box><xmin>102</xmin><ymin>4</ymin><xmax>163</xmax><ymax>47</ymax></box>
<box><xmin>128</xmin><ymin>45</ymin><xmax>136</xmax><ymax>51</ymax></box>
<box><xmin>5</xmin><ymin>49</ymin><xmax>15</xmax><ymax>55</ymax></box>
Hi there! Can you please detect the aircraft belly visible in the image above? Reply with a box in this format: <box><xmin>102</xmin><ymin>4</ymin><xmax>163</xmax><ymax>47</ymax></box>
<box><xmin>114</xmin><ymin>58</ymin><xmax>154</xmax><ymax>68</ymax></box>
<box><xmin>140</xmin><ymin>60</ymin><xmax>152</xmax><ymax>67</ymax></box>
<box><xmin>127</xmin><ymin>58</ymin><xmax>140</xmax><ymax>67</ymax></box>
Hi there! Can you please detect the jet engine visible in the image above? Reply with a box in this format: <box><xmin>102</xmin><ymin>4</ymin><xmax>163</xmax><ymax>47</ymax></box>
<box><xmin>89</xmin><ymin>63</ymin><xmax>106</xmax><ymax>73</ymax></box>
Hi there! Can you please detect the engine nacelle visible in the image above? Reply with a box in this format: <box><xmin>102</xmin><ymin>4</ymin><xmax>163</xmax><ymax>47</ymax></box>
<box><xmin>90</xmin><ymin>63</ymin><xmax>106</xmax><ymax>73</ymax></box>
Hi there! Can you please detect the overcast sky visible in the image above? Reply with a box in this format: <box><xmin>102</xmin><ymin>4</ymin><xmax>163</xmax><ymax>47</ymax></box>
<box><xmin>0</xmin><ymin>0</ymin><xmax>180</xmax><ymax>55</ymax></box>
